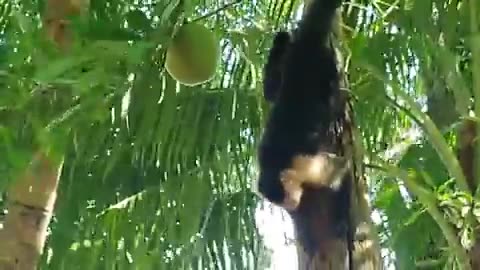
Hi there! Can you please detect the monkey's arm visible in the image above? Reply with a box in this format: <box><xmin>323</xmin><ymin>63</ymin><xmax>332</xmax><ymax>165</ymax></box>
<box><xmin>263</xmin><ymin>31</ymin><xmax>291</xmax><ymax>102</ymax></box>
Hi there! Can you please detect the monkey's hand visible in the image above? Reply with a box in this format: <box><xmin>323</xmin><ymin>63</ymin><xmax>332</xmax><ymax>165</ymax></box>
<box><xmin>280</xmin><ymin>170</ymin><xmax>304</xmax><ymax>211</ymax></box>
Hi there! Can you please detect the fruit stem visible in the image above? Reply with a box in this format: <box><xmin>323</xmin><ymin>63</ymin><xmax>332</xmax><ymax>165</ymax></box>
<box><xmin>189</xmin><ymin>0</ymin><xmax>242</xmax><ymax>24</ymax></box>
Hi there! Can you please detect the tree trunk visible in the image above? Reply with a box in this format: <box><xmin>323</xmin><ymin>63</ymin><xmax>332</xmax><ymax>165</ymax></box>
<box><xmin>0</xmin><ymin>152</ymin><xmax>63</xmax><ymax>270</ymax></box>
<box><xmin>423</xmin><ymin>50</ymin><xmax>479</xmax><ymax>270</ymax></box>
<box><xmin>291</xmin><ymin>3</ymin><xmax>382</xmax><ymax>269</ymax></box>
<box><xmin>457</xmin><ymin>120</ymin><xmax>480</xmax><ymax>269</ymax></box>
<box><xmin>0</xmin><ymin>0</ymin><xmax>88</xmax><ymax>269</ymax></box>
<box><xmin>292</xmin><ymin>75</ymin><xmax>382</xmax><ymax>270</ymax></box>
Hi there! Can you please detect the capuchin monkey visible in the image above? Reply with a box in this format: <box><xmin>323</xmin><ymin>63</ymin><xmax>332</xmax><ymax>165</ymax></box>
<box><xmin>257</xmin><ymin>0</ymin><xmax>348</xmax><ymax>211</ymax></box>
<box><xmin>263</xmin><ymin>31</ymin><xmax>291</xmax><ymax>102</ymax></box>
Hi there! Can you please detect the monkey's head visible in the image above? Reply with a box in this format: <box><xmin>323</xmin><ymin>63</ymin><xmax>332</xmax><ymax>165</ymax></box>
<box><xmin>257</xmin><ymin>135</ymin><xmax>350</xmax><ymax>211</ymax></box>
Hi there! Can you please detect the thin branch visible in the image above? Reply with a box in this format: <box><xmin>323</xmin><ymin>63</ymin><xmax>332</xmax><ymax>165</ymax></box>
<box><xmin>384</xmin><ymin>94</ymin><xmax>419</xmax><ymax>124</ymax></box>
<box><xmin>366</xmin><ymin>161</ymin><xmax>471</xmax><ymax>270</ymax></box>
<box><xmin>362</xmin><ymin>63</ymin><xmax>470</xmax><ymax>192</ymax></box>
<box><xmin>469</xmin><ymin>0</ymin><xmax>480</xmax><ymax>198</ymax></box>
<box><xmin>189</xmin><ymin>0</ymin><xmax>242</xmax><ymax>24</ymax></box>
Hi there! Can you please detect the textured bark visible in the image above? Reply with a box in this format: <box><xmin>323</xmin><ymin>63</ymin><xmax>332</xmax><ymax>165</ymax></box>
<box><xmin>0</xmin><ymin>153</ymin><xmax>63</xmax><ymax>270</ymax></box>
<box><xmin>291</xmin><ymin>93</ymin><xmax>382</xmax><ymax>270</ymax></box>
<box><xmin>458</xmin><ymin>119</ymin><xmax>477</xmax><ymax>192</ymax></box>
<box><xmin>458</xmin><ymin>120</ymin><xmax>480</xmax><ymax>269</ymax></box>
<box><xmin>293</xmin><ymin>179</ymin><xmax>382</xmax><ymax>270</ymax></box>
<box><xmin>290</xmin><ymin>3</ymin><xmax>382</xmax><ymax>269</ymax></box>
<box><xmin>471</xmin><ymin>242</ymin><xmax>480</xmax><ymax>270</ymax></box>
<box><xmin>424</xmin><ymin>49</ymin><xmax>479</xmax><ymax>270</ymax></box>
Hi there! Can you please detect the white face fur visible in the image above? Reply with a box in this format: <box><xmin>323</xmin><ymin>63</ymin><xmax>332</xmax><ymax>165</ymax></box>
<box><xmin>279</xmin><ymin>152</ymin><xmax>350</xmax><ymax>211</ymax></box>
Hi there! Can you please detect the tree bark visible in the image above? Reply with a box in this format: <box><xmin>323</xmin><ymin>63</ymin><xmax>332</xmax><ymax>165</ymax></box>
<box><xmin>423</xmin><ymin>47</ymin><xmax>479</xmax><ymax>270</ymax></box>
<box><xmin>290</xmin><ymin>2</ymin><xmax>382</xmax><ymax>269</ymax></box>
<box><xmin>0</xmin><ymin>0</ymin><xmax>88</xmax><ymax>269</ymax></box>
<box><xmin>0</xmin><ymin>153</ymin><xmax>63</xmax><ymax>270</ymax></box>
<box><xmin>457</xmin><ymin>119</ymin><xmax>480</xmax><ymax>269</ymax></box>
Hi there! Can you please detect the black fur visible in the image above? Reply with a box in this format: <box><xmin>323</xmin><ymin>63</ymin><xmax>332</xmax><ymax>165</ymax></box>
<box><xmin>257</xmin><ymin>0</ymin><xmax>344</xmax><ymax>208</ymax></box>
<box><xmin>263</xmin><ymin>31</ymin><xmax>291</xmax><ymax>102</ymax></box>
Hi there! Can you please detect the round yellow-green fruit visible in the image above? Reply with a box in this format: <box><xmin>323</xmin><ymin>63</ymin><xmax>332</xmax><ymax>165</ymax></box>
<box><xmin>165</xmin><ymin>23</ymin><xmax>219</xmax><ymax>86</ymax></box>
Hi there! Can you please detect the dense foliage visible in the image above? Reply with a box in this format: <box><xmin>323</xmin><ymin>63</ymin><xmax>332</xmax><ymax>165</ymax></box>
<box><xmin>0</xmin><ymin>0</ymin><xmax>479</xmax><ymax>269</ymax></box>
